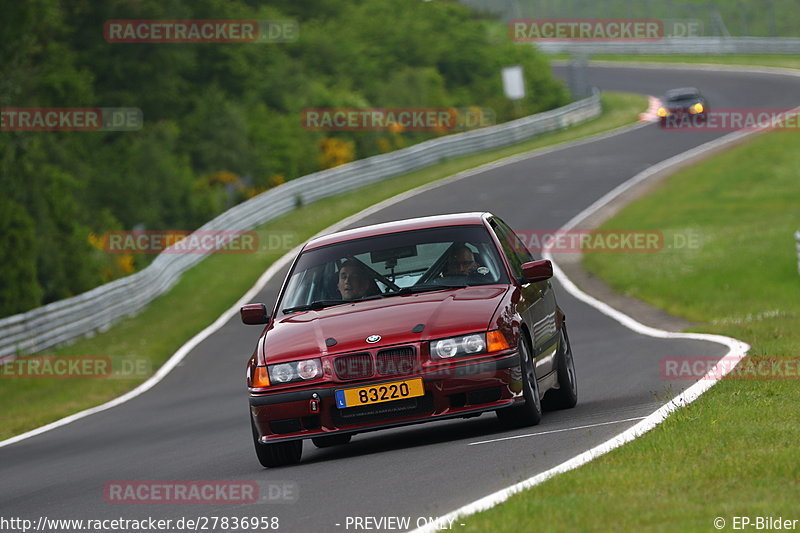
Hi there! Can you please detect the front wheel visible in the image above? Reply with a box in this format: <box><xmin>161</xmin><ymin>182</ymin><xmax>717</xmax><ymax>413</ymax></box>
<box><xmin>496</xmin><ymin>337</ymin><xmax>542</xmax><ymax>428</ymax></box>
<box><xmin>543</xmin><ymin>326</ymin><xmax>578</xmax><ymax>410</ymax></box>
<box><xmin>251</xmin><ymin>419</ymin><xmax>302</xmax><ymax>467</ymax></box>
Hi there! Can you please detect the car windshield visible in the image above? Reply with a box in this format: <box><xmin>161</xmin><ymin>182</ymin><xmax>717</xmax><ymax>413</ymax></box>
<box><xmin>279</xmin><ymin>224</ymin><xmax>509</xmax><ymax>313</ymax></box>
<box><xmin>665</xmin><ymin>92</ymin><xmax>701</xmax><ymax>103</ymax></box>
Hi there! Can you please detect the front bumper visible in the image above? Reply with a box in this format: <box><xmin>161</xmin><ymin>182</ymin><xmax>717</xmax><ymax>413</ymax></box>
<box><xmin>659</xmin><ymin>110</ymin><xmax>707</xmax><ymax>126</ymax></box>
<box><xmin>250</xmin><ymin>352</ymin><xmax>522</xmax><ymax>443</ymax></box>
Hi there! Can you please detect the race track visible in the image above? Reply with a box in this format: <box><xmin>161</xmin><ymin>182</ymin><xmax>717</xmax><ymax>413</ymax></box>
<box><xmin>2</xmin><ymin>64</ymin><xmax>798</xmax><ymax>533</ymax></box>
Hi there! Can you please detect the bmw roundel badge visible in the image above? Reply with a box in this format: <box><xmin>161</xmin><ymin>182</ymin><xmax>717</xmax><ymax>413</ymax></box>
<box><xmin>366</xmin><ymin>334</ymin><xmax>381</xmax><ymax>343</ymax></box>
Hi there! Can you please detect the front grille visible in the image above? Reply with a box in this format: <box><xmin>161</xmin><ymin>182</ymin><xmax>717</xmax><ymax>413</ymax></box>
<box><xmin>376</xmin><ymin>346</ymin><xmax>416</xmax><ymax>376</ymax></box>
<box><xmin>334</xmin><ymin>353</ymin><xmax>374</xmax><ymax>380</ymax></box>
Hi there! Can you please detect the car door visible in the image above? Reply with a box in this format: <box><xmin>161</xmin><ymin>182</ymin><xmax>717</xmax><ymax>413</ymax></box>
<box><xmin>489</xmin><ymin>218</ymin><xmax>558</xmax><ymax>377</ymax></box>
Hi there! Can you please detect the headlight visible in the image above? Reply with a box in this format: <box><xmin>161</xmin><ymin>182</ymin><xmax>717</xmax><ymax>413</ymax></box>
<box><xmin>297</xmin><ymin>359</ymin><xmax>321</xmax><ymax>380</ymax></box>
<box><xmin>430</xmin><ymin>333</ymin><xmax>487</xmax><ymax>360</ymax></box>
<box><xmin>433</xmin><ymin>338</ymin><xmax>459</xmax><ymax>358</ymax></box>
<box><xmin>657</xmin><ymin>107</ymin><xmax>668</xmax><ymax>118</ymax></box>
<box><xmin>268</xmin><ymin>358</ymin><xmax>322</xmax><ymax>384</ymax></box>
<box><xmin>689</xmin><ymin>103</ymin><xmax>704</xmax><ymax>114</ymax></box>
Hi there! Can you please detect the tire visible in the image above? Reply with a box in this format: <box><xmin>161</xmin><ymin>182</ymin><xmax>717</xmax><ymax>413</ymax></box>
<box><xmin>496</xmin><ymin>336</ymin><xmax>542</xmax><ymax>428</ymax></box>
<box><xmin>543</xmin><ymin>326</ymin><xmax>578</xmax><ymax>410</ymax></box>
<box><xmin>312</xmin><ymin>434</ymin><xmax>352</xmax><ymax>448</ymax></box>
<box><xmin>251</xmin><ymin>419</ymin><xmax>303</xmax><ymax>467</ymax></box>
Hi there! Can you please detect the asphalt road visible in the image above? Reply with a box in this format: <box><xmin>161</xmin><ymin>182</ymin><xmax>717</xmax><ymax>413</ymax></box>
<box><xmin>2</xmin><ymin>64</ymin><xmax>799</xmax><ymax>533</ymax></box>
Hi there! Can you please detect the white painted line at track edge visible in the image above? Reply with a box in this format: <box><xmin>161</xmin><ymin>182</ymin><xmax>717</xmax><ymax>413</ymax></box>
<box><xmin>468</xmin><ymin>416</ymin><xmax>647</xmax><ymax>446</ymax></box>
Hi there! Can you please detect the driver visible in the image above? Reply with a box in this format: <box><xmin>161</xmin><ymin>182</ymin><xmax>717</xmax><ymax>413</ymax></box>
<box><xmin>337</xmin><ymin>261</ymin><xmax>376</xmax><ymax>300</ymax></box>
<box><xmin>445</xmin><ymin>243</ymin><xmax>478</xmax><ymax>276</ymax></box>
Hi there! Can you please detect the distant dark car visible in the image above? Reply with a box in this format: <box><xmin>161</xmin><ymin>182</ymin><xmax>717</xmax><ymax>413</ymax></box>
<box><xmin>658</xmin><ymin>87</ymin><xmax>708</xmax><ymax>126</ymax></box>
<box><xmin>240</xmin><ymin>212</ymin><xmax>578</xmax><ymax>467</ymax></box>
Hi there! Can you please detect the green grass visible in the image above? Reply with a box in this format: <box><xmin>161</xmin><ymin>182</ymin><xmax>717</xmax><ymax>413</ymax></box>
<box><xmin>550</xmin><ymin>53</ymin><xmax>800</xmax><ymax>70</ymax></box>
<box><xmin>460</xmin><ymin>131</ymin><xmax>800</xmax><ymax>532</ymax></box>
<box><xmin>0</xmin><ymin>91</ymin><xmax>646</xmax><ymax>441</ymax></box>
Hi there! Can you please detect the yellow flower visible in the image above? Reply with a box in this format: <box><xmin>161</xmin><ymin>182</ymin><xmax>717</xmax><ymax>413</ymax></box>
<box><xmin>116</xmin><ymin>254</ymin><xmax>135</xmax><ymax>274</ymax></box>
<box><xmin>319</xmin><ymin>138</ymin><xmax>356</xmax><ymax>169</ymax></box>
<box><xmin>377</xmin><ymin>138</ymin><xmax>391</xmax><ymax>153</ymax></box>
<box><xmin>87</xmin><ymin>232</ymin><xmax>106</xmax><ymax>250</ymax></box>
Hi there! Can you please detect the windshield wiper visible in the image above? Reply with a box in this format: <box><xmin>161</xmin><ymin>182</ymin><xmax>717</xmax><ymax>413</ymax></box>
<box><xmin>384</xmin><ymin>283</ymin><xmax>468</xmax><ymax>297</ymax></box>
<box><xmin>282</xmin><ymin>295</ymin><xmax>386</xmax><ymax>314</ymax></box>
<box><xmin>282</xmin><ymin>299</ymin><xmax>349</xmax><ymax>313</ymax></box>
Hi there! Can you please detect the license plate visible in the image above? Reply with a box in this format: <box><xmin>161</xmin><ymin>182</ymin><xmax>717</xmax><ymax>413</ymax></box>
<box><xmin>335</xmin><ymin>378</ymin><xmax>424</xmax><ymax>408</ymax></box>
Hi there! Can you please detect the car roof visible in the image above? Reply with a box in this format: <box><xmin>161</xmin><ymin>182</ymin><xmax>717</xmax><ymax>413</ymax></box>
<box><xmin>304</xmin><ymin>212</ymin><xmax>492</xmax><ymax>250</ymax></box>
<box><xmin>664</xmin><ymin>87</ymin><xmax>702</xmax><ymax>100</ymax></box>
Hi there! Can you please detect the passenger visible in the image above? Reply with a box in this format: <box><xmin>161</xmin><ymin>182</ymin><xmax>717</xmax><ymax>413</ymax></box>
<box><xmin>445</xmin><ymin>243</ymin><xmax>478</xmax><ymax>276</ymax></box>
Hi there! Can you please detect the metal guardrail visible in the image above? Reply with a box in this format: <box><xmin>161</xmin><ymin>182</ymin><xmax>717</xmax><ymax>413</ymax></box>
<box><xmin>0</xmin><ymin>92</ymin><xmax>601</xmax><ymax>357</ymax></box>
<box><xmin>536</xmin><ymin>37</ymin><xmax>800</xmax><ymax>55</ymax></box>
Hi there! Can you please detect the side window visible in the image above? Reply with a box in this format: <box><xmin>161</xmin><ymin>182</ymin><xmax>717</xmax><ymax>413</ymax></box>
<box><xmin>490</xmin><ymin>218</ymin><xmax>534</xmax><ymax>279</ymax></box>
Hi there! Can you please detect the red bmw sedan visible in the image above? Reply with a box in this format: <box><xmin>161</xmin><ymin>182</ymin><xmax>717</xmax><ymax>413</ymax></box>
<box><xmin>241</xmin><ymin>212</ymin><xmax>577</xmax><ymax>467</ymax></box>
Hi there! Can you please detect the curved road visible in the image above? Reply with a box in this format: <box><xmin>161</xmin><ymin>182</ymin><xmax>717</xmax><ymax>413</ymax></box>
<box><xmin>2</xmin><ymin>65</ymin><xmax>798</xmax><ymax>532</ymax></box>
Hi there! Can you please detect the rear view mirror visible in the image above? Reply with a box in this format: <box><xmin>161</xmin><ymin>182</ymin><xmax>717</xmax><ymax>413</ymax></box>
<box><xmin>240</xmin><ymin>303</ymin><xmax>269</xmax><ymax>325</ymax></box>
<box><xmin>521</xmin><ymin>260</ymin><xmax>553</xmax><ymax>283</ymax></box>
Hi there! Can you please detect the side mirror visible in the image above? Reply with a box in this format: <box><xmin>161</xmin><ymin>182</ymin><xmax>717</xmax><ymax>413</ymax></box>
<box><xmin>240</xmin><ymin>303</ymin><xmax>269</xmax><ymax>325</ymax></box>
<box><xmin>521</xmin><ymin>259</ymin><xmax>553</xmax><ymax>283</ymax></box>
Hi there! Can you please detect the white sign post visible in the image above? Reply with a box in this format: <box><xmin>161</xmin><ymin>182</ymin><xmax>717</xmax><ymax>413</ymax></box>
<box><xmin>502</xmin><ymin>65</ymin><xmax>525</xmax><ymax>100</ymax></box>
<box><xmin>795</xmin><ymin>230</ymin><xmax>800</xmax><ymax>275</ymax></box>
<box><xmin>502</xmin><ymin>65</ymin><xmax>525</xmax><ymax>117</ymax></box>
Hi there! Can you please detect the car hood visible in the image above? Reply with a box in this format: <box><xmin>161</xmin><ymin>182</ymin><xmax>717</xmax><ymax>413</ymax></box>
<box><xmin>261</xmin><ymin>286</ymin><xmax>509</xmax><ymax>363</ymax></box>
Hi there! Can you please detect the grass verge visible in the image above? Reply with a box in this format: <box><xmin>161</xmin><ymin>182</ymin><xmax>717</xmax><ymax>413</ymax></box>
<box><xmin>0</xmin><ymin>91</ymin><xmax>646</xmax><ymax>441</ymax></box>
<box><xmin>460</xmin><ymin>130</ymin><xmax>800</xmax><ymax>532</ymax></box>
